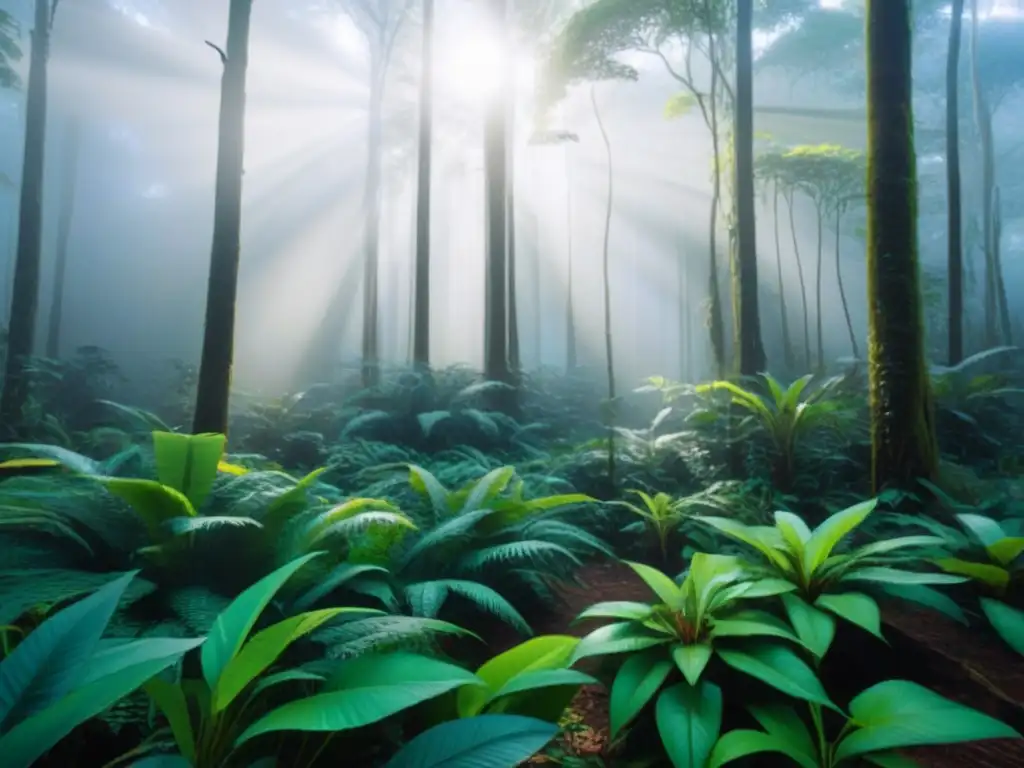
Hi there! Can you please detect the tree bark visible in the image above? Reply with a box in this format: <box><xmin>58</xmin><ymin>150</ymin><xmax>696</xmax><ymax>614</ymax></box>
<box><xmin>946</xmin><ymin>0</ymin><xmax>964</xmax><ymax>364</ymax></box>
<box><xmin>360</xmin><ymin>62</ymin><xmax>384</xmax><ymax>387</ymax></box>
<box><xmin>191</xmin><ymin>0</ymin><xmax>253</xmax><ymax>436</ymax></box>
<box><xmin>865</xmin><ymin>0</ymin><xmax>938</xmax><ymax>491</ymax></box>
<box><xmin>733</xmin><ymin>0</ymin><xmax>765</xmax><ymax>376</ymax></box>
<box><xmin>412</xmin><ymin>0</ymin><xmax>434</xmax><ymax>370</ymax></box>
<box><xmin>46</xmin><ymin>113</ymin><xmax>82</xmax><ymax>360</ymax></box>
<box><xmin>0</xmin><ymin>0</ymin><xmax>51</xmax><ymax>437</ymax></box>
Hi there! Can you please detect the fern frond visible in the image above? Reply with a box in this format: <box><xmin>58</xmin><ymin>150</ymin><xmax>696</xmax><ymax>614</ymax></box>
<box><xmin>406</xmin><ymin>579</ymin><xmax>532</xmax><ymax>636</ymax></box>
<box><xmin>460</xmin><ymin>540</ymin><xmax>581</xmax><ymax>572</ymax></box>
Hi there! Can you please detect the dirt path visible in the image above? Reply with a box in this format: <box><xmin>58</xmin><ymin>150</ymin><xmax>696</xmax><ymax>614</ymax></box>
<box><xmin>523</xmin><ymin>562</ymin><xmax>1024</xmax><ymax>768</ymax></box>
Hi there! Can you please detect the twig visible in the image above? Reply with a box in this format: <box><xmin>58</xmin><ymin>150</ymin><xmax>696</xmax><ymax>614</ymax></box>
<box><xmin>205</xmin><ymin>40</ymin><xmax>227</xmax><ymax>64</ymax></box>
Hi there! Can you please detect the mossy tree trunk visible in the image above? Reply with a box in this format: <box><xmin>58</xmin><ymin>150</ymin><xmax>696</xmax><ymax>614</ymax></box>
<box><xmin>946</xmin><ymin>0</ymin><xmax>964</xmax><ymax>365</ymax></box>
<box><xmin>865</xmin><ymin>0</ymin><xmax>939</xmax><ymax>491</ymax></box>
<box><xmin>45</xmin><ymin>113</ymin><xmax>82</xmax><ymax>359</ymax></box>
<box><xmin>411</xmin><ymin>0</ymin><xmax>434</xmax><ymax>370</ymax></box>
<box><xmin>192</xmin><ymin>0</ymin><xmax>253</xmax><ymax>436</ymax></box>
<box><xmin>732</xmin><ymin>0</ymin><xmax>765</xmax><ymax>377</ymax></box>
<box><xmin>0</xmin><ymin>0</ymin><xmax>51</xmax><ymax>437</ymax></box>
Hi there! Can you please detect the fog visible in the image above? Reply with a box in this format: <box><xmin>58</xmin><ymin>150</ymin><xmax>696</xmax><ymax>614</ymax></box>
<box><xmin>1</xmin><ymin>0</ymin><xmax>1023</xmax><ymax>401</ymax></box>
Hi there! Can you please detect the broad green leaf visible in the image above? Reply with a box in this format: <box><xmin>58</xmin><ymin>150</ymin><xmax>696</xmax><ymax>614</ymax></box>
<box><xmin>571</xmin><ymin>623</ymin><xmax>670</xmax><ymax>664</ymax></box>
<box><xmin>988</xmin><ymin>538</ymin><xmax>1024</xmax><ymax>567</ymax></box>
<box><xmin>979</xmin><ymin>598</ymin><xmax>1024</xmax><ymax>657</ymax></box>
<box><xmin>0</xmin><ymin>571</ymin><xmax>138</xmax><ymax>729</ymax></box>
<box><xmin>656</xmin><ymin>681</ymin><xmax>723</xmax><ymax>768</ymax></box>
<box><xmin>696</xmin><ymin>517</ymin><xmax>794</xmax><ymax>573</ymax></box>
<box><xmin>956</xmin><ymin>513</ymin><xmax>1006</xmax><ymax>548</ymax></box>
<box><xmin>152</xmin><ymin>432</ymin><xmax>225</xmax><ymax>509</ymax></box>
<box><xmin>736</xmin><ymin>578</ymin><xmax>799</xmax><ymax>599</ymax></box>
<box><xmin>672</xmin><ymin>644</ymin><xmax>713</xmax><ymax>687</ymax></box>
<box><xmin>574</xmin><ymin>601</ymin><xmax>655</xmax><ymax>623</ymax></box>
<box><xmin>708</xmin><ymin>730</ymin><xmax>794</xmax><ymax>768</ymax></box>
<box><xmin>625</xmin><ymin>561</ymin><xmax>683</xmax><ymax>609</ymax></box>
<box><xmin>486</xmin><ymin>669</ymin><xmax>595</xmax><ymax>706</ymax></box>
<box><xmin>144</xmin><ymin>677</ymin><xmax>196</xmax><ymax>762</ymax></box>
<box><xmin>212</xmin><ymin>607</ymin><xmax>359</xmax><ymax>713</ymax></box>
<box><xmin>101</xmin><ymin>478</ymin><xmax>196</xmax><ymax>536</ymax></box>
<box><xmin>781</xmin><ymin>594</ymin><xmax>836</xmax><ymax>658</ymax></box>
<box><xmin>201</xmin><ymin>552</ymin><xmax>322</xmax><ymax>692</ymax></box>
<box><xmin>710</xmin><ymin>610</ymin><xmax>801</xmax><ymax>644</ymax></box>
<box><xmin>879</xmin><ymin>583</ymin><xmax>968</xmax><ymax>625</ymax></box>
<box><xmin>815</xmin><ymin>592</ymin><xmax>883</xmax><ymax>640</ymax></box>
<box><xmin>383</xmin><ymin>714</ymin><xmax>558</xmax><ymax>768</ymax></box>
<box><xmin>774</xmin><ymin>511</ymin><xmax>812</xmax><ymax>552</ymax></box>
<box><xmin>834</xmin><ymin>680</ymin><xmax>1018</xmax><ymax>760</ymax></box>
<box><xmin>802</xmin><ymin>500</ymin><xmax>876</xmax><ymax>577</ymax></box>
<box><xmin>717</xmin><ymin>646</ymin><xmax>836</xmax><ymax>711</ymax></box>
<box><xmin>263</xmin><ymin>468</ymin><xmax>329</xmax><ymax>533</ymax></box>
<box><xmin>0</xmin><ymin>648</ymin><xmax>198</xmax><ymax>768</ymax></box>
<box><xmin>748</xmin><ymin>703</ymin><xmax>819</xmax><ymax>768</ymax></box>
<box><xmin>609</xmin><ymin>650</ymin><xmax>673</xmax><ymax>737</ymax></box>
<box><xmin>459</xmin><ymin>467</ymin><xmax>516</xmax><ymax>514</ymax></box>
<box><xmin>843</xmin><ymin>567</ymin><xmax>966</xmax><ymax>587</ymax></box>
<box><xmin>238</xmin><ymin>654</ymin><xmax>481</xmax><ymax>745</ymax></box>
<box><xmin>458</xmin><ymin>635</ymin><xmax>578</xmax><ymax>718</ymax></box>
<box><xmin>933</xmin><ymin>558</ymin><xmax>1009</xmax><ymax>589</ymax></box>
<box><xmin>292</xmin><ymin>563</ymin><xmax>391</xmax><ymax>611</ymax></box>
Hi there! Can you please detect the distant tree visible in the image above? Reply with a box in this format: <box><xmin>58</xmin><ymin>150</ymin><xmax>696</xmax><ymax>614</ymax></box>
<box><xmin>0</xmin><ymin>0</ymin><xmax>54</xmax><ymax>438</ymax></box>
<box><xmin>865</xmin><ymin>0</ymin><xmax>938</xmax><ymax>490</ymax></box>
<box><xmin>0</xmin><ymin>9</ymin><xmax>21</xmax><ymax>90</ymax></box>
<box><xmin>192</xmin><ymin>0</ymin><xmax>254</xmax><ymax>436</ymax></box>
<box><xmin>45</xmin><ymin>114</ymin><xmax>82</xmax><ymax>359</ymax></box>
<box><xmin>411</xmin><ymin>0</ymin><xmax>434</xmax><ymax>371</ymax></box>
<box><xmin>947</xmin><ymin>0</ymin><xmax>965</xmax><ymax>365</ymax></box>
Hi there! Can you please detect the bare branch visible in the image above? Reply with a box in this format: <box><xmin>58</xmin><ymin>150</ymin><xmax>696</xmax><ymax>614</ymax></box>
<box><xmin>205</xmin><ymin>40</ymin><xmax>227</xmax><ymax>64</ymax></box>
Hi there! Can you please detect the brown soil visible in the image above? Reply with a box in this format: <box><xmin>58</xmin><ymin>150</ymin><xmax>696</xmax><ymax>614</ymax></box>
<box><xmin>521</xmin><ymin>562</ymin><xmax>1024</xmax><ymax>767</ymax></box>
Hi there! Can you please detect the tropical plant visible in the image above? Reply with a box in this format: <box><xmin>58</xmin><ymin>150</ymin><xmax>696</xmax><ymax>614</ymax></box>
<box><xmin>612</xmin><ymin>489</ymin><xmax>692</xmax><ymax>562</ymax></box>
<box><xmin>0</xmin><ymin>570</ymin><xmax>201</xmax><ymax>768</ymax></box>
<box><xmin>383</xmin><ymin>714</ymin><xmax>559</xmax><ymax>768</ymax></box>
<box><xmin>696</xmin><ymin>499</ymin><xmax>964</xmax><ymax>659</ymax></box>
<box><xmin>570</xmin><ymin>557</ymin><xmax>835</xmax><ymax>750</ymax></box>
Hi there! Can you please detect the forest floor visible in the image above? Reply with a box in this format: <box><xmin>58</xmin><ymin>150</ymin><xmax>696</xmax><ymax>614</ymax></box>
<box><xmin>515</xmin><ymin>561</ymin><xmax>1024</xmax><ymax>768</ymax></box>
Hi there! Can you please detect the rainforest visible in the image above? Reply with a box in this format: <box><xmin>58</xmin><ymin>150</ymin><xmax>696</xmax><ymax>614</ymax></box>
<box><xmin>1</xmin><ymin>0</ymin><xmax>1024</xmax><ymax>766</ymax></box>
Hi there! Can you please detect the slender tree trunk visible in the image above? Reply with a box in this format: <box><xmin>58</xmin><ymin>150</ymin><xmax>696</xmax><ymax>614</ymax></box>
<box><xmin>45</xmin><ymin>114</ymin><xmax>81</xmax><ymax>360</ymax></box>
<box><xmin>947</xmin><ymin>0</ymin><xmax>965</xmax><ymax>364</ymax></box>
<box><xmin>834</xmin><ymin>205</ymin><xmax>858</xmax><ymax>359</ymax></box>
<box><xmin>360</xmin><ymin>61</ymin><xmax>384</xmax><ymax>387</ymax></box>
<box><xmin>564</xmin><ymin>147</ymin><xmax>576</xmax><ymax>372</ymax></box>
<box><xmin>192</xmin><ymin>0</ymin><xmax>253</xmax><ymax>436</ymax></box>
<box><xmin>785</xmin><ymin>188</ymin><xmax>812</xmax><ymax>369</ymax></box>
<box><xmin>591</xmin><ymin>85</ymin><xmax>616</xmax><ymax>488</ymax></box>
<box><xmin>773</xmin><ymin>182</ymin><xmax>794</xmax><ymax>370</ymax></box>
<box><xmin>865</xmin><ymin>0</ymin><xmax>938</xmax><ymax>491</ymax></box>
<box><xmin>814</xmin><ymin>202</ymin><xmax>825</xmax><ymax>370</ymax></box>
<box><xmin>412</xmin><ymin>0</ymin><xmax>434</xmax><ymax>370</ymax></box>
<box><xmin>733</xmin><ymin>0</ymin><xmax>765</xmax><ymax>377</ymax></box>
<box><xmin>0</xmin><ymin>0</ymin><xmax>52</xmax><ymax>437</ymax></box>
<box><xmin>483</xmin><ymin>0</ymin><xmax>509</xmax><ymax>386</ymax></box>
<box><xmin>706</xmin><ymin>33</ymin><xmax>727</xmax><ymax>378</ymax></box>
<box><xmin>507</xmin><ymin>142</ymin><xmax>521</xmax><ymax>374</ymax></box>
<box><xmin>993</xmin><ymin>184</ymin><xmax>1011</xmax><ymax>343</ymax></box>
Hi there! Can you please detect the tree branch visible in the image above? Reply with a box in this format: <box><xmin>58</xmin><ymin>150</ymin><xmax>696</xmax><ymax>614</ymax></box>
<box><xmin>205</xmin><ymin>40</ymin><xmax>227</xmax><ymax>64</ymax></box>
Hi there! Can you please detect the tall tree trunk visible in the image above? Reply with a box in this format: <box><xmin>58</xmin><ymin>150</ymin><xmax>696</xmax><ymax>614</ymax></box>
<box><xmin>706</xmin><ymin>32</ymin><xmax>727</xmax><ymax>378</ymax></box>
<box><xmin>992</xmin><ymin>184</ymin><xmax>1011</xmax><ymax>343</ymax></box>
<box><xmin>733</xmin><ymin>0</ymin><xmax>765</xmax><ymax>377</ymax></box>
<box><xmin>772</xmin><ymin>182</ymin><xmax>795</xmax><ymax>370</ymax></box>
<box><xmin>360</xmin><ymin>61</ymin><xmax>384</xmax><ymax>387</ymax></box>
<box><xmin>45</xmin><ymin>113</ymin><xmax>81</xmax><ymax>360</ymax></box>
<box><xmin>483</xmin><ymin>0</ymin><xmax>509</xmax><ymax>386</ymax></box>
<box><xmin>865</xmin><ymin>0</ymin><xmax>938</xmax><ymax>491</ymax></box>
<box><xmin>0</xmin><ymin>0</ymin><xmax>51</xmax><ymax>437</ymax></box>
<box><xmin>947</xmin><ymin>0</ymin><xmax>965</xmax><ymax>364</ymax></box>
<box><xmin>591</xmin><ymin>85</ymin><xmax>616</xmax><ymax>488</ymax></box>
<box><xmin>970</xmin><ymin>0</ymin><xmax>1000</xmax><ymax>347</ymax></box>
<box><xmin>506</xmin><ymin>143</ymin><xmax>521</xmax><ymax>374</ymax></box>
<box><xmin>412</xmin><ymin>0</ymin><xmax>434</xmax><ymax>370</ymax></box>
<box><xmin>192</xmin><ymin>0</ymin><xmax>253</xmax><ymax>436</ymax></box>
<box><xmin>785</xmin><ymin>188</ymin><xmax>812</xmax><ymax>369</ymax></box>
<box><xmin>564</xmin><ymin>147</ymin><xmax>577</xmax><ymax>372</ymax></box>
<box><xmin>814</xmin><ymin>202</ymin><xmax>825</xmax><ymax>370</ymax></box>
<box><xmin>834</xmin><ymin>205</ymin><xmax>858</xmax><ymax>359</ymax></box>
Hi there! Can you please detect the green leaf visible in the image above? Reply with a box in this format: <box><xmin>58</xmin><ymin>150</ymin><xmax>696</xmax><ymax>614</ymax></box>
<box><xmin>201</xmin><ymin>552</ymin><xmax>322</xmax><ymax>692</ymax></box>
<box><xmin>987</xmin><ymin>538</ymin><xmax>1024</xmax><ymax>568</ymax></box>
<box><xmin>802</xmin><ymin>500</ymin><xmax>876</xmax><ymax>577</ymax></box>
<box><xmin>0</xmin><ymin>570</ymin><xmax>138</xmax><ymax>729</ymax></box>
<box><xmin>879</xmin><ymin>584</ymin><xmax>968</xmax><ymax>625</ymax></box>
<box><xmin>609</xmin><ymin>650</ymin><xmax>673</xmax><ymax>737</ymax></box>
<box><xmin>747</xmin><ymin>704</ymin><xmax>819</xmax><ymax>768</ymax></box>
<box><xmin>152</xmin><ymin>431</ymin><xmax>225</xmax><ymax>509</ymax></box>
<box><xmin>843</xmin><ymin>567</ymin><xmax>966</xmax><ymax>587</ymax></box>
<box><xmin>212</xmin><ymin>607</ymin><xmax>361</xmax><ymax>713</ymax></box>
<box><xmin>672</xmin><ymin>644</ymin><xmax>712</xmax><ymax>687</ymax></box>
<box><xmin>709</xmin><ymin>610</ymin><xmax>801</xmax><ymax>644</ymax></box>
<box><xmin>815</xmin><ymin>592</ymin><xmax>883</xmax><ymax>640</ymax></box>
<box><xmin>486</xmin><ymin>669</ymin><xmax>595</xmax><ymax>706</ymax></box>
<box><xmin>0</xmin><ymin>646</ymin><xmax>199</xmax><ymax>768</ymax></box>
<box><xmin>237</xmin><ymin>653</ymin><xmax>481</xmax><ymax>745</ymax></box>
<box><xmin>708</xmin><ymin>730</ymin><xmax>790</xmax><ymax>768</ymax></box>
<box><xmin>696</xmin><ymin>518</ymin><xmax>793</xmax><ymax>573</ymax></box>
<box><xmin>571</xmin><ymin>623</ymin><xmax>670</xmax><ymax>664</ymax></box>
<box><xmin>575</xmin><ymin>601</ymin><xmax>655</xmax><ymax>622</ymax></box>
<box><xmin>979</xmin><ymin>598</ymin><xmax>1024</xmax><ymax>657</ymax></box>
<box><xmin>934</xmin><ymin>558</ymin><xmax>1009</xmax><ymax>590</ymax></box>
<box><xmin>781</xmin><ymin>594</ymin><xmax>836</xmax><ymax>659</ymax></box>
<box><xmin>383</xmin><ymin>714</ymin><xmax>558</xmax><ymax>768</ymax></box>
<box><xmin>834</xmin><ymin>680</ymin><xmax>1019</xmax><ymax>760</ymax></box>
<box><xmin>100</xmin><ymin>478</ymin><xmax>196</xmax><ymax>537</ymax></box>
<box><xmin>459</xmin><ymin>635</ymin><xmax>578</xmax><ymax>718</ymax></box>
<box><xmin>624</xmin><ymin>561</ymin><xmax>683</xmax><ymax>609</ymax></box>
<box><xmin>655</xmin><ymin>681</ymin><xmax>723</xmax><ymax>768</ymax></box>
<box><xmin>717</xmin><ymin>645</ymin><xmax>836</xmax><ymax>711</ymax></box>
<box><xmin>144</xmin><ymin>677</ymin><xmax>196</xmax><ymax>763</ymax></box>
